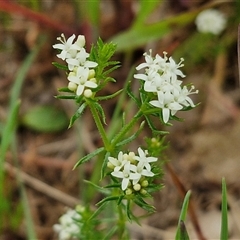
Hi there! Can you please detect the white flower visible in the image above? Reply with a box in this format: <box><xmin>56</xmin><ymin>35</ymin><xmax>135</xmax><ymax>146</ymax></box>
<box><xmin>134</xmin><ymin>50</ymin><xmax>198</xmax><ymax>123</ymax></box>
<box><xmin>150</xmin><ymin>91</ymin><xmax>183</xmax><ymax>123</ymax></box>
<box><xmin>53</xmin><ymin>34</ymin><xmax>99</xmax><ymax>96</ymax></box>
<box><xmin>109</xmin><ymin>149</ymin><xmax>157</xmax><ymax>191</ymax></box>
<box><xmin>134</xmin><ymin>147</ymin><xmax>157</xmax><ymax>172</ymax></box>
<box><xmin>195</xmin><ymin>9</ymin><xmax>227</xmax><ymax>35</ymax></box>
<box><xmin>176</xmin><ymin>85</ymin><xmax>198</xmax><ymax>108</ymax></box>
<box><xmin>67</xmin><ymin>66</ymin><xmax>98</xmax><ymax>96</ymax></box>
<box><xmin>164</xmin><ymin>56</ymin><xmax>185</xmax><ymax>81</ymax></box>
<box><xmin>108</xmin><ymin>151</ymin><xmax>127</xmax><ymax>172</ymax></box>
<box><xmin>53</xmin><ymin>209</ymin><xmax>81</xmax><ymax>240</ymax></box>
<box><xmin>66</xmin><ymin>49</ymin><xmax>98</xmax><ymax>71</ymax></box>
<box><xmin>111</xmin><ymin>161</ymin><xmax>140</xmax><ymax>191</ymax></box>
<box><xmin>53</xmin><ymin>34</ymin><xmax>83</xmax><ymax>60</ymax></box>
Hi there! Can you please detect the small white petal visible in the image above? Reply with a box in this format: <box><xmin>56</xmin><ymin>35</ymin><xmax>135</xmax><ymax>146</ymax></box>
<box><xmin>162</xmin><ymin>108</ymin><xmax>170</xmax><ymax>123</ymax></box>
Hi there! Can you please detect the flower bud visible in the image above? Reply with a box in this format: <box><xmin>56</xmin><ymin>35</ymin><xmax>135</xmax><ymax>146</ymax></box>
<box><xmin>75</xmin><ymin>35</ymin><xmax>86</xmax><ymax>48</ymax></box>
<box><xmin>125</xmin><ymin>188</ymin><xmax>132</xmax><ymax>195</ymax></box>
<box><xmin>75</xmin><ymin>205</ymin><xmax>85</xmax><ymax>213</ymax></box>
<box><xmin>89</xmin><ymin>78</ymin><xmax>97</xmax><ymax>83</ymax></box>
<box><xmin>84</xmin><ymin>89</ymin><xmax>93</xmax><ymax>98</ymax></box>
<box><xmin>141</xmin><ymin>180</ymin><xmax>149</xmax><ymax>187</ymax></box>
<box><xmin>107</xmin><ymin>162</ymin><xmax>114</xmax><ymax>169</ymax></box>
<box><xmin>88</xmin><ymin>69</ymin><xmax>96</xmax><ymax>79</ymax></box>
<box><xmin>133</xmin><ymin>183</ymin><xmax>141</xmax><ymax>191</ymax></box>
<box><xmin>140</xmin><ymin>189</ymin><xmax>147</xmax><ymax>195</ymax></box>
<box><xmin>68</xmin><ymin>82</ymin><xmax>77</xmax><ymax>91</ymax></box>
<box><xmin>123</xmin><ymin>154</ymin><xmax>128</xmax><ymax>160</ymax></box>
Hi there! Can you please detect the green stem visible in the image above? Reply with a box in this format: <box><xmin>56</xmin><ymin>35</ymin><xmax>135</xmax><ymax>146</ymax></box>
<box><xmin>117</xmin><ymin>204</ymin><xmax>126</xmax><ymax>239</ymax></box>
<box><xmin>87</xmin><ymin>100</ymin><xmax>111</xmax><ymax>151</ymax></box>
<box><xmin>111</xmin><ymin>109</ymin><xmax>142</xmax><ymax>147</ymax></box>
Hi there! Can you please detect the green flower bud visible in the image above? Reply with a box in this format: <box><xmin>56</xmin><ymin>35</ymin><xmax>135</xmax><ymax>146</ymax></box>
<box><xmin>140</xmin><ymin>189</ymin><xmax>147</xmax><ymax>195</ymax></box>
<box><xmin>88</xmin><ymin>69</ymin><xmax>96</xmax><ymax>79</ymax></box>
<box><xmin>141</xmin><ymin>180</ymin><xmax>149</xmax><ymax>187</ymax></box>
<box><xmin>125</xmin><ymin>188</ymin><xmax>132</xmax><ymax>195</ymax></box>
<box><xmin>133</xmin><ymin>183</ymin><xmax>141</xmax><ymax>191</ymax></box>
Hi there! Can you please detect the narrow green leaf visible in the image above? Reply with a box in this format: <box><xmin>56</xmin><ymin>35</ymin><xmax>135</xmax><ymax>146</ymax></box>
<box><xmin>103</xmin><ymin>225</ymin><xmax>118</xmax><ymax>240</ymax></box>
<box><xmin>116</xmin><ymin>121</ymin><xmax>145</xmax><ymax>147</ymax></box>
<box><xmin>117</xmin><ymin>195</ymin><xmax>125</xmax><ymax>205</ymax></box>
<box><xmin>101</xmin><ymin>151</ymin><xmax>110</xmax><ymax>180</ymax></box>
<box><xmin>102</xmin><ymin>64</ymin><xmax>120</xmax><ymax>78</ymax></box>
<box><xmin>133</xmin><ymin>196</ymin><xmax>155</xmax><ymax>212</ymax></box>
<box><xmin>126</xmin><ymin>81</ymin><xmax>141</xmax><ymax>107</ymax></box>
<box><xmin>73</xmin><ymin>147</ymin><xmax>105</xmax><ymax>169</ymax></box>
<box><xmin>104</xmin><ymin>183</ymin><xmax>121</xmax><ymax>189</ymax></box>
<box><xmin>221</xmin><ymin>178</ymin><xmax>228</xmax><ymax>240</ymax></box>
<box><xmin>0</xmin><ymin>36</ymin><xmax>44</xmax><ymax>238</ymax></box>
<box><xmin>58</xmin><ymin>87</ymin><xmax>73</xmax><ymax>93</ymax></box>
<box><xmin>95</xmin><ymin>89</ymin><xmax>123</xmax><ymax>101</ymax></box>
<box><xmin>0</xmin><ymin>100</ymin><xmax>20</xmax><ymax>162</ymax></box>
<box><xmin>83</xmin><ymin>180</ymin><xmax>110</xmax><ymax>195</ymax></box>
<box><xmin>9</xmin><ymin>36</ymin><xmax>46</xmax><ymax>109</ymax></box>
<box><xmin>55</xmin><ymin>95</ymin><xmax>76</xmax><ymax>100</ymax></box>
<box><xmin>96</xmin><ymin>195</ymin><xmax>120</xmax><ymax>207</ymax></box>
<box><xmin>93</xmin><ymin>102</ymin><xmax>107</xmax><ymax>125</ymax></box>
<box><xmin>127</xmin><ymin>200</ymin><xmax>132</xmax><ymax>220</ymax></box>
<box><xmin>178</xmin><ymin>220</ymin><xmax>190</xmax><ymax>240</ymax></box>
<box><xmin>145</xmin><ymin>115</ymin><xmax>169</xmax><ymax>135</ymax></box>
<box><xmin>88</xmin><ymin>201</ymin><xmax>107</xmax><ymax>222</ymax></box>
<box><xmin>175</xmin><ymin>190</ymin><xmax>191</xmax><ymax>240</ymax></box>
<box><xmin>69</xmin><ymin>102</ymin><xmax>87</xmax><ymax>128</ymax></box>
<box><xmin>52</xmin><ymin>62</ymin><xmax>68</xmax><ymax>71</ymax></box>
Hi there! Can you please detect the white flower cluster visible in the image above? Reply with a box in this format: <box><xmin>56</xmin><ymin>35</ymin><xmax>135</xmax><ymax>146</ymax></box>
<box><xmin>134</xmin><ymin>50</ymin><xmax>198</xmax><ymax>123</ymax></box>
<box><xmin>53</xmin><ymin>34</ymin><xmax>98</xmax><ymax>97</ymax></box>
<box><xmin>107</xmin><ymin>147</ymin><xmax>157</xmax><ymax>193</ymax></box>
<box><xmin>53</xmin><ymin>208</ymin><xmax>81</xmax><ymax>240</ymax></box>
<box><xmin>195</xmin><ymin>9</ymin><xmax>227</xmax><ymax>35</ymax></box>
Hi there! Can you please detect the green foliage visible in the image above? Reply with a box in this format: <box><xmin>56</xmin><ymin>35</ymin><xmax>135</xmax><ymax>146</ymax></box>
<box><xmin>52</xmin><ymin>62</ymin><xmax>69</xmax><ymax>71</ymax></box>
<box><xmin>173</xmin><ymin>32</ymin><xmax>218</xmax><ymax>70</ymax></box>
<box><xmin>0</xmin><ymin>36</ymin><xmax>44</xmax><ymax>238</ymax></box>
<box><xmin>69</xmin><ymin>103</ymin><xmax>87</xmax><ymax>128</ymax></box>
<box><xmin>132</xmin><ymin>0</ymin><xmax>163</xmax><ymax>28</ymax></box>
<box><xmin>75</xmin><ymin>0</ymin><xmax>100</xmax><ymax>26</ymax></box>
<box><xmin>73</xmin><ymin>147</ymin><xmax>105</xmax><ymax>169</ymax></box>
<box><xmin>110</xmin><ymin>8</ymin><xmax>200</xmax><ymax>52</ymax></box>
<box><xmin>89</xmin><ymin>38</ymin><xmax>120</xmax><ymax>88</ymax></box>
<box><xmin>21</xmin><ymin>105</ymin><xmax>69</xmax><ymax>132</ymax></box>
<box><xmin>175</xmin><ymin>191</ymin><xmax>191</xmax><ymax>240</ymax></box>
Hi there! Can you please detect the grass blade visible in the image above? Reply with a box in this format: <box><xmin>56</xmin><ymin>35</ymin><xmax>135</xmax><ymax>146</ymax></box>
<box><xmin>175</xmin><ymin>190</ymin><xmax>191</xmax><ymax>240</ymax></box>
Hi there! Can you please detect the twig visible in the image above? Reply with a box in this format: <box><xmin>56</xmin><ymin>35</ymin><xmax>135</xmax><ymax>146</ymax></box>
<box><xmin>4</xmin><ymin>162</ymin><xmax>80</xmax><ymax>208</ymax></box>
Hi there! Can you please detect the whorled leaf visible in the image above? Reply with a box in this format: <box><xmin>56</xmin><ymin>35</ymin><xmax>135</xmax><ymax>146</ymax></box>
<box><xmin>73</xmin><ymin>147</ymin><xmax>105</xmax><ymax>169</ymax></box>
<box><xmin>69</xmin><ymin>102</ymin><xmax>87</xmax><ymax>128</ymax></box>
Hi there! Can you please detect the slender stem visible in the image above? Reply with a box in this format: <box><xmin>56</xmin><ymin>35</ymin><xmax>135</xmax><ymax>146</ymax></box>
<box><xmin>117</xmin><ymin>204</ymin><xmax>126</xmax><ymax>239</ymax></box>
<box><xmin>87</xmin><ymin>100</ymin><xmax>111</xmax><ymax>151</ymax></box>
<box><xmin>111</xmin><ymin>109</ymin><xmax>142</xmax><ymax>147</ymax></box>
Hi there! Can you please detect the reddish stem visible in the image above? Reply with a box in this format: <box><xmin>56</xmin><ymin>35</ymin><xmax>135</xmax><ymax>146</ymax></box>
<box><xmin>0</xmin><ymin>0</ymin><xmax>75</xmax><ymax>35</ymax></box>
